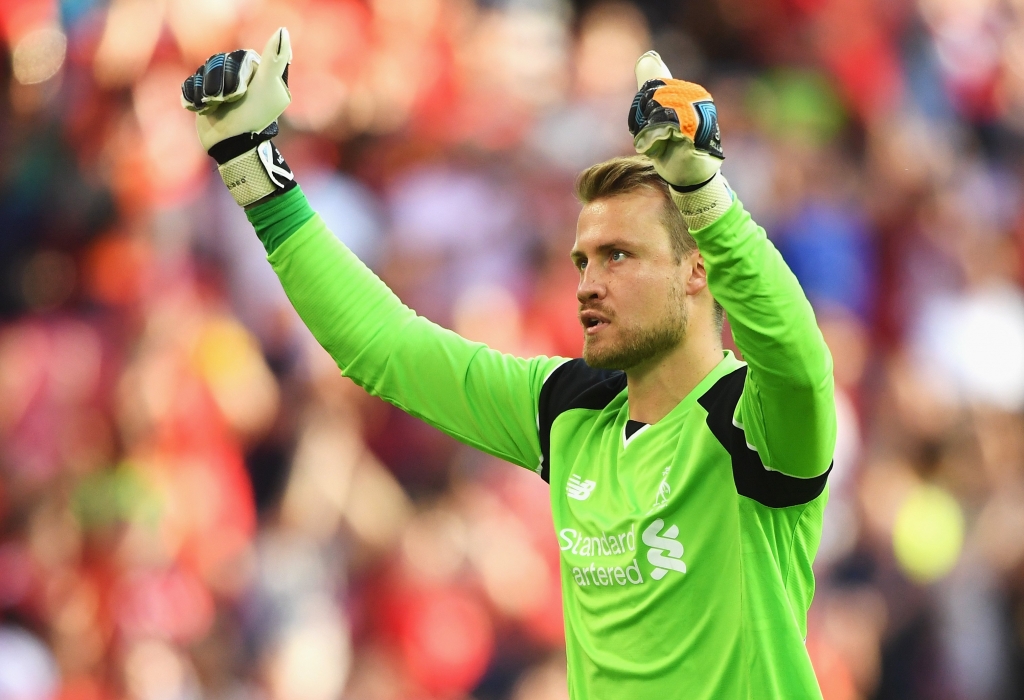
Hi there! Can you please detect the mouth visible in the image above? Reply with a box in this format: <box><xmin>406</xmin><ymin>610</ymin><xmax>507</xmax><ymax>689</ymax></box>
<box><xmin>580</xmin><ymin>310</ymin><xmax>610</xmax><ymax>336</ymax></box>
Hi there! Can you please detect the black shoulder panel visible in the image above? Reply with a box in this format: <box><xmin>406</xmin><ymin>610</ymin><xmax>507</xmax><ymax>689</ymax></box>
<box><xmin>697</xmin><ymin>366</ymin><xmax>831</xmax><ymax>508</ymax></box>
<box><xmin>538</xmin><ymin>359</ymin><xmax>626</xmax><ymax>482</ymax></box>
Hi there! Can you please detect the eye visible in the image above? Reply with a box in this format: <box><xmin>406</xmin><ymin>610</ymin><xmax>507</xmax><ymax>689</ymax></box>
<box><xmin>577</xmin><ymin>259</ymin><xmax>588</xmax><ymax>271</ymax></box>
<box><xmin>610</xmin><ymin>250</ymin><xmax>627</xmax><ymax>262</ymax></box>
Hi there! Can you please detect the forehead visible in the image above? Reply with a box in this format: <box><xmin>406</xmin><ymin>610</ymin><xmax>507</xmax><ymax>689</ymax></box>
<box><xmin>574</xmin><ymin>189</ymin><xmax>671</xmax><ymax>253</ymax></box>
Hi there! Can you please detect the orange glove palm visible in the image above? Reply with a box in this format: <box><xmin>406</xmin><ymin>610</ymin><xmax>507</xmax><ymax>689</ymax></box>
<box><xmin>628</xmin><ymin>52</ymin><xmax>724</xmax><ymax>189</ymax></box>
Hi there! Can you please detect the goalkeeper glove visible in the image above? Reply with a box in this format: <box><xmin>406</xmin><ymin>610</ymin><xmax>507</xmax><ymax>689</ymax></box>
<box><xmin>628</xmin><ymin>51</ymin><xmax>733</xmax><ymax>230</ymax></box>
<box><xmin>181</xmin><ymin>28</ymin><xmax>296</xmax><ymax>207</ymax></box>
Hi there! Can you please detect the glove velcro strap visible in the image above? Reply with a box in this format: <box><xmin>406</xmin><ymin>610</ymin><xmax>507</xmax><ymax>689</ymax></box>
<box><xmin>218</xmin><ymin>140</ymin><xmax>296</xmax><ymax>207</ymax></box>
<box><xmin>208</xmin><ymin>123</ymin><xmax>278</xmax><ymax>164</ymax></box>
<box><xmin>669</xmin><ymin>172</ymin><xmax>733</xmax><ymax>231</ymax></box>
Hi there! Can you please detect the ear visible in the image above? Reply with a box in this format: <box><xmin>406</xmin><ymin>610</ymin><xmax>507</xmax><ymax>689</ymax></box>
<box><xmin>684</xmin><ymin>251</ymin><xmax>709</xmax><ymax>297</ymax></box>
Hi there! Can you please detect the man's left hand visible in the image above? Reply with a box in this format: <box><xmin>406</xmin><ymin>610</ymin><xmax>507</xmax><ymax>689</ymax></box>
<box><xmin>628</xmin><ymin>51</ymin><xmax>724</xmax><ymax>190</ymax></box>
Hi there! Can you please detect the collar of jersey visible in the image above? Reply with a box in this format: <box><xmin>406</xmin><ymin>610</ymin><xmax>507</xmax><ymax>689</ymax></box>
<box><xmin>622</xmin><ymin>350</ymin><xmax>745</xmax><ymax>448</ymax></box>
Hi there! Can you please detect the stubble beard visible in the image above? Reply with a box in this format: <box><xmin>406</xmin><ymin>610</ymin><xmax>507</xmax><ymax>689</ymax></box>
<box><xmin>583</xmin><ymin>293</ymin><xmax>688</xmax><ymax>371</ymax></box>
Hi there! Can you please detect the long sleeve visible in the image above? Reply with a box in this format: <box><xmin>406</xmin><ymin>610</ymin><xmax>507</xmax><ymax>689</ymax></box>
<box><xmin>249</xmin><ymin>187</ymin><xmax>565</xmax><ymax>471</ymax></box>
<box><xmin>691</xmin><ymin>198</ymin><xmax>836</xmax><ymax>479</ymax></box>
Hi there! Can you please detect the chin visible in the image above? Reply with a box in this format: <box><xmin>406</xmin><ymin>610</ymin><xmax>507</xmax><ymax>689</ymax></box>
<box><xmin>582</xmin><ymin>354</ymin><xmax>615</xmax><ymax>370</ymax></box>
<box><xmin>582</xmin><ymin>322</ymin><xmax>685</xmax><ymax>371</ymax></box>
<box><xmin>582</xmin><ymin>341</ymin><xmax>627</xmax><ymax>371</ymax></box>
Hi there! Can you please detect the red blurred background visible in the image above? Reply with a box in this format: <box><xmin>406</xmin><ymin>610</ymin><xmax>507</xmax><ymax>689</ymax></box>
<box><xmin>2</xmin><ymin>0</ymin><xmax>1024</xmax><ymax>699</ymax></box>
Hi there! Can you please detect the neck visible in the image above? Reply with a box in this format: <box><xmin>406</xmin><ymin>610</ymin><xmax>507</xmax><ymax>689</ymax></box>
<box><xmin>625</xmin><ymin>323</ymin><xmax>723</xmax><ymax>425</ymax></box>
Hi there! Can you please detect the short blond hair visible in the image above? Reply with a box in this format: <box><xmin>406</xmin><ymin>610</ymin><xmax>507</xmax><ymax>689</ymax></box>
<box><xmin>574</xmin><ymin>155</ymin><xmax>696</xmax><ymax>261</ymax></box>
<box><xmin>574</xmin><ymin>155</ymin><xmax>725</xmax><ymax>330</ymax></box>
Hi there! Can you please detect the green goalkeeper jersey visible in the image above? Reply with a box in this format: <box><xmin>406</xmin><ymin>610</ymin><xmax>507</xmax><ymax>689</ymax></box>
<box><xmin>248</xmin><ymin>186</ymin><xmax>835</xmax><ymax>700</ymax></box>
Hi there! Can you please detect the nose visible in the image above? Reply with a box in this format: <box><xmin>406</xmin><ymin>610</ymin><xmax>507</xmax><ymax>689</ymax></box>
<box><xmin>577</xmin><ymin>266</ymin><xmax>607</xmax><ymax>305</ymax></box>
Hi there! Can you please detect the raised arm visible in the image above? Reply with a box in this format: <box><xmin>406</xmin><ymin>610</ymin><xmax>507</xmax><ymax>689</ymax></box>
<box><xmin>252</xmin><ymin>188</ymin><xmax>563</xmax><ymax>470</ymax></box>
<box><xmin>689</xmin><ymin>198</ymin><xmax>835</xmax><ymax>478</ymax></box>
<box><xmin>182</xmin><ymin>29</ymin><xmax>564</xmax><ymax>472</ymax></box>
<box><xmin>629</xmin><ymin>52</ymin><xmax>835</xmax><ymax>478</ymax></box>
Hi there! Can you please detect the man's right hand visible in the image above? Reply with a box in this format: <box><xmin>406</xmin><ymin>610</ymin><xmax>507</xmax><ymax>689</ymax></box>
<box><xmin>181</xmin><ymin>28</ymin><xmax>296</xmax><ymax>208</ymax></box>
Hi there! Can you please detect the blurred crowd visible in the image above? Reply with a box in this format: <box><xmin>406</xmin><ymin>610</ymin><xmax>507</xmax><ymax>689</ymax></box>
<box><xmin>2</xmin><ymin>0</ymin><xmax>1024</xmax><ymax>699</ymax></box>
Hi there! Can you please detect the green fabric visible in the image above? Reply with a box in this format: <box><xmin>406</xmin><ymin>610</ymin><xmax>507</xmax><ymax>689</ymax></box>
<box><xmin>692</xmin><ymin>199</ymin><xmax>836</xmax><ymax>479</ymax></box>
<box><xmin>246</xmin><ymin>185</ymin><xmax>316</xmax><ymax>255</ymax></box>
<box><xmin>266</xmin><ymin>198</ymin><xmax>564</xmax><ymax>468</ymax></box>
<box><xmin>548</xmin><ymin>356</ymin><xmax>828</xmax><ymax>699</ymax></box>
<box><xmin>262</xmin><ymin>189</ymin><xmax>834</xmax><ymax>699</ymax></box>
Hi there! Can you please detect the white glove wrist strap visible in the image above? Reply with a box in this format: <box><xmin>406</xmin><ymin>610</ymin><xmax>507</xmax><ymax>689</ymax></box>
<box><xmin>669</xmin><ymin>172</ymin><xmax>734</xmax><ymax>231</ymax></box>
<box><xmin>218</xmin><ymin>140</ymin><xmax>295</xmax><ymax>207</ymax></box>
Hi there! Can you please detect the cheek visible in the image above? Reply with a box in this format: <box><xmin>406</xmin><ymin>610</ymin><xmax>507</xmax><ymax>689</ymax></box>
<box><xmin>616</xmin><ymin>273</ymin><xmax>678</xmax><ymax>320</ymax></box>
<box><xmin>643</xmin><ymin>270</ymin><xmax>681</xmax><ymax>303</ymax></box>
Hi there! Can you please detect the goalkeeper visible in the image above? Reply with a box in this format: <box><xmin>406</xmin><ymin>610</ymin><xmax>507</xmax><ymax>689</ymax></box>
<box><xmin>182</xmin><ymin>29</ymin><xmax>835</xmax><ymax>699</ymax></box>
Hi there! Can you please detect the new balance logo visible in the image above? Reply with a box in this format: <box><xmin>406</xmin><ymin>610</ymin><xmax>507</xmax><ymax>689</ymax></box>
<box><xmin>567</xmin><ymin>474</ymin><xmax>597</xmax><ymax>501</ymax></box>
<box><xmin>642</xmin><ymin>519</ymin><xmax>686</xmax><ymax>580</ymax></box>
